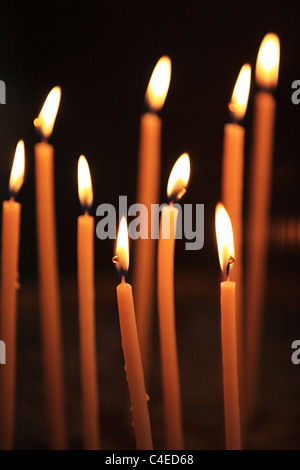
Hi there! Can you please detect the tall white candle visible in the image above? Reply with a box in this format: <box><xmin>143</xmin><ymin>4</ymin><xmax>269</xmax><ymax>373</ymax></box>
<box><xmin>0</xmin><ymin>141</ymin><xmax>25</xmax><ymax>450</ymax></box>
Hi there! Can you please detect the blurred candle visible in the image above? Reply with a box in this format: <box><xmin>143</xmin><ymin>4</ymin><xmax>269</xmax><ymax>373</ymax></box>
<box><xmin>245</xmin><ymin>33</ymin><xmax>280</xmax><ymax>422</ymax></box>
<box><xmin>113</xmin><ymin>217</ymin><xmax>153</xmax><ymax>450</ymax></box>
<box><xmin>77</xmin><ymin>156</ymin><xmax>100</xmax><ymax>449</ymax></box>
<box><xmin>34</xmin><ymin>86</ymin><xmax>66</xmax><ymax>449</ymax></box>
<box><xmin>0</xmin><ymin>141</ymin><xmax>25</xmax><ymax>450</ymax></box>
<box><xmin>215</xmin><ymin>203</ymin><xmax>241</xmax><ymax>450</ymax></box>
<box><xmin>133</xmin><ymin>56</ymin><xmax>171</xmax><ymax>379</ymax></box>
<box><xmin>222</xmin><ymin>64</ymin><xmax>251</xmax><ymax>418</ymax></box>
<box><xmin>157</xmin><ymin>153</ymin><xmax>190</xmax><ymax>450</ymax></box>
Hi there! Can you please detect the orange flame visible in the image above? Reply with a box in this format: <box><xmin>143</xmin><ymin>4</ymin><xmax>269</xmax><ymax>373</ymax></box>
<box><xmin>167</xmin><ymin>153</ymin><xmax>190</xmax><ymax>201</ymax></box>
<box><xmin>34</xmin><ymin>86</ymin><xmax>61</xmax><ymax>139</ymax></box>
<box><xmin>145</xmin><ymin>56</ymin><xmax>171</xmax><ymax>111</ymax></box>
<box><xmin>9</xmin><ymin>140</ymin><xmax>25</xmax><ymax>196</ymax></box>
<box><xmin>115</xmin><ymin>217</ymin><xmax>129</xmax><ymax>274</ymax></box>
<box><xmin>78</xmin><ymin>155</ymin><xmax>93</xmax><ymax>210</ymax></box>
<box><xmin>215</xmin><ymin>203</ymin><xmax>235</xmax><ymax>276</ymax></box>
<box><xmin>256</xmin><ymin>33</ymin><xmax>280</xmax><ymax>89</ymax></box>
<box><xmin>228</xmin><ymin>64</ymin><xmax>251</xmax><ymax>121</ymax></box>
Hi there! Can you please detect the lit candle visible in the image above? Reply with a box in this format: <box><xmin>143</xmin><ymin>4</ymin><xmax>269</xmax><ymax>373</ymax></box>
<box><xmin>215</xmin><ymin>203</ymin><xmax>241</xmax><ymax>450</ymax></box>
<box><xmin>113</xmin><ymin>217</ymin><xmax>153</xmax><ymax>450</ymax></box>
<box><xmin>157</xmin><ymin>153</ymin><xmax>190</xmax><ymax>450</ymax></box>
<box><xmin>133</xmin><ymin>56</ymin><xmax>172</xmax><ymax>379</ymax></box>
<box><xmin>222</xmin><ymin>64</ymin><xmax>251</xmax><ymax>417</ymax></box>
<box><xmin>245</xmin><ymin>33</ymin><xmax>280</xmax><ymax>422</ymax></box>
<box><xmin>77</xmin><ymin>156</ymin><xmax>100</xmax><ymax>450</ymax></box>
<box><xmin>34</xmin><ymin>86</ymin><xmax>66</xmax><ymax>449</ymax></box>
<box><xmin>0</xmin><ymin>141</ymin><xmax>25</xmax><ymax>450</ymax></box>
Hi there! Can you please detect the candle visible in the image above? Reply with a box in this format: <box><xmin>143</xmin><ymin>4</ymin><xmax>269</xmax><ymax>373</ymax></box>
<box><xmin>245</xmin><ymin>33</ymin><xmax>280</xmax><ymax>422</ymax></box>
<box><xmin>215</xmin><ymin>203</ymin><xmax>241</xmax><ymax>450</ymax></box>
<box><xmin>0</xmin><ymin>141</ymin><xmax>25</xmax><ymax>450</ymax></box>
<box><xmin>157</xmin><ymin>153</ymin><xmax>190</xmax><ymax>450</ymax></box>
<box><xmin>77</xmin><ymin>156</ymin><xmax>100</xmax><ymax>449</ymax></box>
<box><xmin>133</xmin><ymin>56</ymin><xmax>171</xmax><ymax>379</ymax></box>
<box><xmin>113</xmin><ymin>217</ymin><xmax>153</xmax><ymax>450</ymax></box>
<box><xmin>34</xmin><ymin>86</ymin><xmax>66</xmax><ymax>449</ymax></box>
<box><xmin>222</xmin><ymin>64</ymin><xmax>251</xmax><ymax>418</ymax></box>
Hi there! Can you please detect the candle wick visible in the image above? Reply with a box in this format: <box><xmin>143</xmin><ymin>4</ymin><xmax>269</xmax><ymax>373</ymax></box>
<box><xmin>9</xmin><ymin>195</ymin><xmax>15</xmax><ymax>203</ymax></box>
<box><xmin>226</xmin><ymin>256</ymin><xmax>235</xmax><ymax>281</ymax></box>
<box><xmin>121</xmin><ymin>274</ymin><xmax>125</xmax><ymax>284</ymax></box>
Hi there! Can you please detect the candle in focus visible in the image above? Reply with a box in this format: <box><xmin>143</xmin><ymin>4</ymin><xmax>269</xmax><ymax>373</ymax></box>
<box><xmin>34</xmin><ymin>86</ymin><xmax>66</xmax><ymax>449</ymax></box>
<box><xmin>222</xmin><ymin>63</ymin><xmax>251</xmax><ymax>418</ymax></box>
<box><xmin>133</xmin><ymin>56</ymin><xmax>171</xmax><ymax>379</ymax></box>
<box><xmin>215</xmin><ymin>203</ymin><xmax>241</xmax><ymax>450</ymax></box>
<box><xmin>245</xmin><ymin>33</ymin><xmax>280</xmax><ymax>422</ymax></box>
<box><xmin>0</xmin><ymin>141</ymin><xmax>25</xmax><ymax>449</ymax></box>
<box><xmin>157</xmin><ymin>153</ymin><xmax>190</xmax><ymax>450</ymax></box>
<box><xmin>77</xmin><ymin>155</ymin><xmax>100</xmax><ymax>449</ymax></box>
<box><xmin>113</xmin><ymin>217</ymin><xmax>153</xmax><ymax>450</ymax></box>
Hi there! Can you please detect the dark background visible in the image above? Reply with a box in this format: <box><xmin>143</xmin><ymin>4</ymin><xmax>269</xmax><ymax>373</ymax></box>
<box><xmin>0</xmin><ymin>0</ymin><xmax>299</xmax><ymax>449</ymax></box>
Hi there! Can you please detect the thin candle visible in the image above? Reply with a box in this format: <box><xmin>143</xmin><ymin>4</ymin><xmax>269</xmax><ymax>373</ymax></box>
<box><xmin>222</xmin><ymin>63</ymin><xmax>251</xmax><ymax>419</ymax></box>
<box><xmin>245</xmin><ymin>33</ymin><xmax>280</xmax><ymax>422</ymax></box>
<box><xmin>215</xmin><ymin>203</ymin><xmax>241</xmax><ymax>450</ymax></box>
<box><xmin>0</xmin><ymin>141</ymin><xmax>25</xmax><ymax>449</ymax></box>
<box><xmin>34</xmin><ymin>86</ymin><xmax>66</xmax><ymax>449</ymax></box>
<box><xmin>113</xmin><ymin>217</ymin><xmax>153</xmax><ymax>450</ymax></box>
<box><xmin>77</xmin><ymin>156</ymin><xmax>100</xmax><ymax>449</ymax></box>
<box><xmin>157</xmin><ymin>153</ymin><xmax>190</xmax><ymax>450</ymax></box>
<box><xmin>133</xmin><ymin>56</ymin><xmax>171</xmax><ymax>379</ymax></box>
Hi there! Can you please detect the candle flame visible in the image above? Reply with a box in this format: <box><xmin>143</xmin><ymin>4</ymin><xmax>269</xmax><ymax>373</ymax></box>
<box><xmin>228</xmin><ymin>64</ymin><xmax>251</xmax><ymax>121</ymax></box>
<box><xmin>34</xmin><ymin>86</ymin><xmax>61</xmax><ymax>139</ymax></box>
<box><xmin>256</xmin><ymin>33</ymin><xmax>280</xmax><ymax>89</ymax></box>
<box><xmin>145</xmin><ymin>56</ymin><xmax>172</xmax><ymax>112</ymax></box>
<box><xmin>167</xmin><ymin>153</ymin><xmax>190</xmax><ymax>201</ymax></box>
<box><xmin>215</xmin><ymin>203</ymin><xmax>235</xmax><ymax>275</ymax></box>
<box><xmin>114</xmin><ymin>217</ymin><xmax>129</xmax><ymax>274</ymax></box>
<box><xmin>78</xmin><ymin>155</ymin><xmax>93</xmax><ymax>211</ymax></box>
<box><xmin>9</xmin><ymin>140</ymin><xmax>25</xmax><ymax>196</ymax></box>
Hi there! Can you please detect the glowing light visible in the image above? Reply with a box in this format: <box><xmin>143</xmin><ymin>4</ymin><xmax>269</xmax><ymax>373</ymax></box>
<box><xmin>167</xmin><ymin>153</ymin><xmax>190</xmax><ymax>201</ymax></box>
<box><xmin>115</xmin><ymin>217</ymin><xmax>129</xmax><ymax>274</ymax></box>
<box><xmin>9</xmin><ymin>140</ymin><xmax>25</xmax><ymax>196</ymax></box>
<box><xmin>256</xmin><ymin>33</ymin><xmax>280</xmax><ymax>89</ymax></box>
<box><xmin>228</xmin><ymin>64</ymin><xmax>251</xmax><ymax>121</ymax></box>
